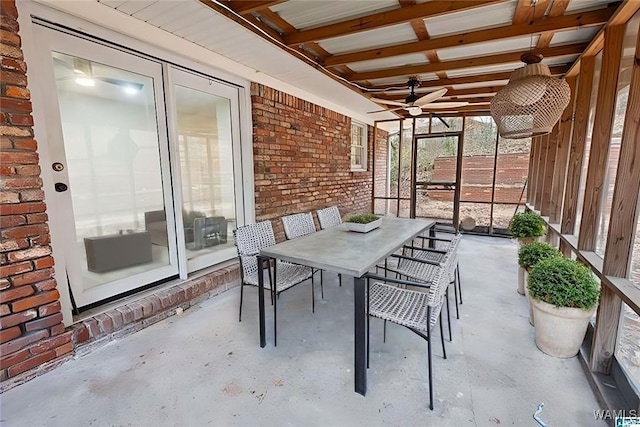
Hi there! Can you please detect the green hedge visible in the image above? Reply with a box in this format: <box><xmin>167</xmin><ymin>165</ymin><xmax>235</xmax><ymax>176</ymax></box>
<box><xmin>518</xmin><ymin>242</ymin><xmax>562</xmax><ymax>270</ymax></box>
<box><xmin>508</xmin><ymin>212</ymin><xmax>546</xmax><ymax>239</ymax></box>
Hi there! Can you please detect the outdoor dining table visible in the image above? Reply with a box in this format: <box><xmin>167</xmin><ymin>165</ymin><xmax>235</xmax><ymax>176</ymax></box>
<box><xmin>257</xmin><ymin>216</ymin><xmax>435</xmax><ymax>396</ymax></box>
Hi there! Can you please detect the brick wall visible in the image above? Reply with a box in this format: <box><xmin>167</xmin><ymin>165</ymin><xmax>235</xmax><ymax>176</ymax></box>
<box><xmin>0</xmin><ymin>0</ymin><xmax>72</xmax><ymax>382</ymax></box>
<box><xmin>251</xmin><ymin>83</ymin><xmax>387</xmax><ymax>240</ymax></box>
<box><xmin>429</xmin><ymin>153</ymin><xmax>529</xmax><ymax>203</ymax></box>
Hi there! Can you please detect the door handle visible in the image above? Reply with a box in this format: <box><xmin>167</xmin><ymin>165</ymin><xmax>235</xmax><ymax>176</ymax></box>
<box><xmin>54</xmin><ymin>182</ymin><xmax>68</xmax><ymax>192</ymax></box>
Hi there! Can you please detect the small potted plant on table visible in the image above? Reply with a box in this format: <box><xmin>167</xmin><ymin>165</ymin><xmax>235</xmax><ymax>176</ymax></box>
<box><xmin>344</xmin><ymin>213</ymin><xmax>382</xmax><ymax>233</ymax></box>
<box><xmin>528</xmin><ymin>257</ymin><xmax>600</xmax><ymax>358</ymax></box>
<box><xmin>518</xmin><ymin>242</ymin><xmax>562</xmax><ymax>325</ymax></box>
<box><xmin>509</xmin><ymin>211</ymin><xmax>546</xmax><ymax>295</ymax></box>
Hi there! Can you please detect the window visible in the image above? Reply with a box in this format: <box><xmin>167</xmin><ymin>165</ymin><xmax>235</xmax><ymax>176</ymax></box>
<box><xmin>351</xmin><ymin>121</ymin><xmax>367</xmax><ymax>171</ymax></box>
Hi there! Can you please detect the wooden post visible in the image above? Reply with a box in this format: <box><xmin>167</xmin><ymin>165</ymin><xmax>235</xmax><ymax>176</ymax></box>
<box><xmin>541</xmin><ymin>125</ymin><xmax>558</xmax><ymax>217</ymax></box>
<box><xmin>549</xmin><ymin>76</ymin><xmax>577</xmax><ymax>224</ymax></box>
<box><xmin>534</xmin><ymin>134</ymin><xmax>549</xmax><ymax>210</ymax></box>
<box><xmin>591</xmin><ymin>24</ymin><xmax>640</xmax><ymax>374</ymax></box>
<box><xmin>526</xmin><ymin>139</ymin><xmax>536</xmax><ymax>204</ymax></box>
<box><xmin>560</xmin><ymin>55</ymin><xmax>596</xmax><ymax>256</ymax></box>
<box><xmin>578</xmin><ymin>24</ymin><xmax>625</xmax><ymax>251</ymax></box>
<box><xmin>528</xmin><ymin>136</ymin><xmax>540</xmax><ymax>206</ymax></box>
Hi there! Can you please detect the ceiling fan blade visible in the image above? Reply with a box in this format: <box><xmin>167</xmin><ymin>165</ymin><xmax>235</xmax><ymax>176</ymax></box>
<box><xmin>367</xmin><ymin>107</ymin><xmax>406</xmax><ymax>114</ymax></box>
<box><xmin>420</xmin><ymin>101</ymin><xmax>470</xmax><ymax>109</ymax></box>
<box><xmin>370</xmin><ymin>97</ymin><xmax>409</xmax><ymax>107</ymax></box>
<box><xmin>415</xmin><ymin>88</ymin><xmax>448</xmax><ymax>106</ymax></box>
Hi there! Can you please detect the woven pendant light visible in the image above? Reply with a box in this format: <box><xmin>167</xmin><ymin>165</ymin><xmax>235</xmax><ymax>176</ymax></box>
<box><xmin>491</xmin><ymin>53</ymin><xmax>570</xmax><ymax>139</ymax></box>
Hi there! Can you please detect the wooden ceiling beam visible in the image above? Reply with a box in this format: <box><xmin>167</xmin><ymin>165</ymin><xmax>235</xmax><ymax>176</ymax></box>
<box><xmin>566</xmin><ymin>0</ymin><xmax>640</xmax><ymax>77</ymax></box>
<box><xmin>324</xmin><ymin>6</ymin><xmax>615</xmax><ymax>67</ymax></box>
<box><xmin>364</xmin><ymin>64</ymin><xmax>570</xmax><ymax>90</ymax></box>
<box><xmin>536</xmin><ymin>0</ymin><xmax>570</xmax><ymax>48</ymax></box>
<box><xmin>512</xmin><ymin>0</ymin><xmax>550</xmax><ymax>24</ymax></box>
<box><xmin>349</xmin><ymin>43</ymin><xmax>586</xmax><ymax>81</ymax></box>
<box><xmin>228</xmin><ymin>1</ymin><xmax>287</xmax><ymax>15</ymax></box>
<box><xmin>284</xmin><ymin>0</ymin><xmax>506</xmax><ymax>46</ymax></box>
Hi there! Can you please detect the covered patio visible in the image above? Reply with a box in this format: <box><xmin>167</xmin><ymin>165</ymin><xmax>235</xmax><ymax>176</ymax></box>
<box><xmin>0</xmin><ymin>236</ymin><xmax>606</xmax><ymax>425</ymax></box>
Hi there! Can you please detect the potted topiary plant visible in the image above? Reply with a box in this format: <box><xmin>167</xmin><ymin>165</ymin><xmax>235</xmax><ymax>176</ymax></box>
<box><xmin>344</xmin><ymin>213</ymin><xmax>381</xmax><ymax>233</ymax></box>
<box><xmin>528</xmin><ymin>257</ymin><xmax>600</xmax><ymax>358</ymax></box>
<box><xmin>518</xmin><ymin>242</ymin><xmax>562</xmax><ymax>325</ymax></box>
<box><xmin>509</xmin><ymin>211</ymin><xmax>546</xmax><ymax>244</ymax></box>
<box><xmin>510</xmin><ymin>211</ymin><xmax>546</xmax><ymax>298</ymax></box>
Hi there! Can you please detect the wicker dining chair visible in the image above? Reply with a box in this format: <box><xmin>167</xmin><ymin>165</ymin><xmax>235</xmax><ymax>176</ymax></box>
<box><xmin>234</xmin><ymin>220</ymin><xmax>314</xmax><ymax>346</ymax></box>
<box><xmin>366</xmin><ymin>250</ymin><xmax>454</xmax><ymax>411</ymax></box>
<box><xmin>316</xmin><ymin>206</ymin><xmax>342</xmax><ymax>229</ymax></box>
<box><xmin>281</xmin><ymin>212</ymin><xmax>324</xmax><ymax>297</ymax></box>
<box><xmin>315</xmin><ymin>206</ymin><xmax>343</xmax><ymax>287</ymax></box>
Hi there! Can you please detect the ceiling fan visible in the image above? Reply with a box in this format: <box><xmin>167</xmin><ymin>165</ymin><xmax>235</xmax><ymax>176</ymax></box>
<box><xmin>367</xmin><ymin>77</ymin><xmax>469</xmax><ymax>116</ymax></box>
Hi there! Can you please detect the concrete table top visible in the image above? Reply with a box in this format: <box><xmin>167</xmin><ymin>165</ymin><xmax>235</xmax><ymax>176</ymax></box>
<box><xmin>261</xmin><ymin>216</ymin><xmax>434</xmax><ymax>277</ymax></box>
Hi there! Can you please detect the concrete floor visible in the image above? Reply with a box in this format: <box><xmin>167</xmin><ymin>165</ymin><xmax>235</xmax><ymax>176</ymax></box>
<box><xmin>0</xmin><ymin>235</ymin><xmax>606</xmax><ymax>426</ymax></box>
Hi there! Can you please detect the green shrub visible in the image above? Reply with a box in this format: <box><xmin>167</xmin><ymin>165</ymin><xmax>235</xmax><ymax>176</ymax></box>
<box><xmin>344</xmin><ymin>213</ymin><xmax>379</xmax><ymax>224</ymax></box>
<box><xmin>528</xmin><ymin>257</ymin><xmax>600</xmax><ymax>310</ymax></box>
<box><xmin>518</xmin><ymin>242</ymin><xmax>562</xmax><ymax>270</ymax></box>
<box><xmin>508</xmin><ymin>212</ymin><xmax>546</xmax><ymax>239</ymax></box>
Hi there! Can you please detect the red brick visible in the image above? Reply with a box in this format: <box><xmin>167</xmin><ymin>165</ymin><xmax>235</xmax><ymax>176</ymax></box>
<box><xmin>11</xmin><ymin>289</ymin><xmax>59</xmax><ymax>312</ymax></box>
<box><xmin>0</xmin><ymin>201</ymin><xmax>45</xmax><ymax>215</ymax></box>
<box><xmin>24</xmin><ymin>312</ymin><xmax>63</xmax><ymax>332</ymax></box>
<box><xmin>128</xmin><ymin>302</ymin><xmax>144</xmax><ymax>321</ymax></box>
<box><xmin>0</xmin><ymin>309</ymin><xmax>37</xmax><ymax>329</ymax></box>
<box><xmin>0</xmin><ymin>279</ymin><xmax>10</xmax><ymax>290</ymax></box>
<box><xmin>1</xmin><ymin>56</ymin><xmax>26</xmax><ymax>73</ymax></box>
<box><xmin>26</xmin><ymin>212</ymin><xmax>47</xmax><ymax>224</ymax></box>
<box><xmin>15</xmin><ymin>164</ymin><xmax>39</xmax><ymax>176</ymax></box>
<box><xmin>140</xmin><ymin>298</ymin><xmax>153</xmax><ymax>317</ymax></box>
<box><xmin>6</xmin><ymin>87</ymin><xmax>30</xmax><ymax>100</ymax></box>
<box><xmin>106</xmin><ymin>309</ymin><xmax>123</xmax><ymax>330</ymax></box>
<box><xmin>0</xmin><ymin>151</ymin><xmax>38</xmax><ymax>165</ymax></box>
<box><xmin>0</xmin><ymin>348</ymin><xmax>29</xmax><ymax>370</ymax></box>
<box><xmin>0</xmin><ymin>329</ymin><xmax>47</xmax><ymax>355</ymax></box>
<box><xmin>1</xmin><ymin>223</ymin><xmax>48</xmax><ymax>239</ymax></box>
<box><xmin>7</xmin><ymin>246</ymin><xmax>51</xmax><ymax>262</ymax></box>
<box><xmin>29</xmin><ymin>331</ymin><xmax>72</xmax><ymax>355</ymax></box>
<box><xmin>54</xmin><ymin>341</ymin><xmax>73</xmax><ymax>357</ymax></box>
<box><xmin>12</xmin><ymin>138</ymin><xmax>37</xmax><ymax>151</ymax></box>
<box><xmin>147</xmin><ymin>295</ymin><xmax>162</xmax><ymax>314</ymax></box>
<box><xmin>50</xmin><ymin>322</ymin><xmax>65</xmax><ymax>336</ymax></box>
<box><xmin>0</xmin><ymin>214</ymin><xmax>26</xmax><ymax>227</ymax></box>
<box><xmin>0</xmin><ymin>97</ymin><xmax>31</xmax><ymax>112</ymax></box>
<box><xmin>7</xmin><ymin>350</ymin><xmax>56</xmax><ymax>377</ymax></box>
<box><xmin>0</xmin><ymin>1</ymin><xmax>19</xmax><ymax>19</ymax></box>
<box><xmin>0</xmin><ymin>20</ymin><xmax>20</xmax><ymax>44</ymax></box>
<box><xmin>0</xmin><ymin>191</ymin><xmax>19</xmax><ymax>203</ymax></box>
<box><xmin>0</xmin><ymin>326</ymin><xmax>20</xmax><ymax>343</ymax></box>
<box><xmin>0</xmin><ymin>303</ymin><xmax>9</xmax><ymax>316</ymax></box>
<box><xmin>0</xmin><ymin>70</ymin><xmax>27</xmax><ymax>86</ymax></box>
<box><xmin>0</xmin><ymin>165</ymin><xmax>14</xmax><ymax>175</ymax></box>
<box><xmin>10</xmin><ymin>268</ymin><xmax>53</xmax><ymax>286</ymax></box>
<box><xmin>73</xmin><ymin>325</ymin><xmax>89</xmax><ymax>343</ymax></box>
<box><xmin>33</xmin><ymin>279</ymin><xmax>56</xmax><ymax>292</ymax></box>
<box><xmin>83</xmin><ymin>318</ymin><xmax>99</xmax><ymax>338</ymax></box>
<box><xmin>30</xmin><ymin>234</ymin><xmax>50</xmax><ymax>246</ymax></box>
<box><xmin>9</xmin><ymin>113</ymin><xmax>34</xmax><ymax>126</ymax></box>
<box><xmin>115</xmin><ymin>306</ymin><xmax>134</xmax><ymax>325</ymax></box>
<box><xmin>33</xmin><ymin>256</ymin><xmax>54</xmax><ymax>269</ymax></box>
<box><xmin>19</xmin><ymin>189</ymin><xmax>44</xmax><ymax>201</ymax></box>
<box><xmin>0</xmin><ymin>176</ymin><xmax>42</xmax><ymax>190</ymax></box>
<box><xmin>38</xmin><ymin>301</ymin><xmax>60</xmax><ymax>317</ymax></box>
<box><xmin>0</xmin><ymin>284</ymin><xmax>33</xmax><ymax>302</ymax></box>
<box><xmin>0</xmin><ymin>238</ymin><xmax>28</xmax><ymax>252</ymax></box>
<box><xmin>0</xmin><ymin>260</ymin><xmax>31</xmax><ymax>278</ymax></box>
<box><xmin>94</xmin><ymin>313</ymin><xmax>113</xmax><ymax>335</ymax></box>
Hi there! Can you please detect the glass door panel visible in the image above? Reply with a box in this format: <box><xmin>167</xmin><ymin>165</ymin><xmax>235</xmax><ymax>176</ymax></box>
<box><xmin>170</xmin><ymin>68</ymin><xmax>242</xmax><ymax>272</ymax></box>
<box><xmin>40</xmin><ymin>26</ymin><xmax>178</xmax><ymax>307</ymax></box>
<box><xmin>414</xmin><ymin>134</ymin><xmax>460</xmax><ymax>225</ymax></box>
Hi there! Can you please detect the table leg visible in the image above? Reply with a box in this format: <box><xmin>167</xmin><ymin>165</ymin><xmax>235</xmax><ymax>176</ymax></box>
<box><xmin>354</xmin><ymin>276</ymin><xmax>367</xmax><ymax>396</ymax></box>
<box><xmin>257</xmin><ymin>255</ymin><xmax>266</xmax><ymax>348</ymax></box>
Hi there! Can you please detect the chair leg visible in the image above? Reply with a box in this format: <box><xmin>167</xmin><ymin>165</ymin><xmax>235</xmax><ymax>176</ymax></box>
<box><xmin>457</xmin><ymin>263</ymin><xmax>463</xmax><ymax>305</ymax></box>
<box><xmin>453</xmin><ymin>277</ymin><xmax>460</xmax><ymax>319</ymax></box>
<box><xmin>320</xmin><ymin>270</ymin><xmax>324</xmax><ymax>299</ymax></box>
<box><xmin>274</xmin><ymin>265</ymin><xmax>278</xmax><ymax>346</ymax></box>
<box><xmin>383</xmin><ymin>320</ymin><xmax>387</xmax><ymax>343</ymax></box>
<box><xmin>268</xmin><ymin>269</ymin><xmax>274</xmax><ymax>306</ymax></box>
<box><xmin>439</xmin><ymin>311</ymin><xmax>447</xmax><ymax>359</ymax></box>
<box><xmin>445</xmin><ymin>288</ymin><xmax>452</xmax><ymax>342</ymax></box>
<box><xmin>238</xmin><ymin>282</ymin><xmax>244</xmax><ymax>322</ymax></box>
<box><xmin>366</xmin><ymin>279</ymin><xmax>370</xmax><ymax>369</ymax></box>
<box><xmin>339</xmin><ymin>273</ymin><xmax>342</xmax><ymax>287</ymax></box>
<box><xmin>311</xmin><ymin>274</ymin><xmax>315</xmax><ymax>313</ymax></box>
<box><xmin>427</xmin><ymin>321</ymin><xmax>434</xmax><ymax>411</ymax></box>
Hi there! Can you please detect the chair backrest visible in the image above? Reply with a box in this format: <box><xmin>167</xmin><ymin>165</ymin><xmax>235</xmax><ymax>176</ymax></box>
<box><xmin>233</xmin><ymin>221</ymin><xmax>276</xmax><ymax>281</ymax></box>
<box><xmin>281</xmin><ymin>212</ymin><xmax>316</xmax><ymax>240</ymax></box>
<box><xmin>316</xmin><ymin>206</ymin><xmax>342</xmax><ymax>229</ymax></box>
<box><xmin>426</xmin><ymin>251</ymin><xmax>456</xmax><ymax>330</ymax></box>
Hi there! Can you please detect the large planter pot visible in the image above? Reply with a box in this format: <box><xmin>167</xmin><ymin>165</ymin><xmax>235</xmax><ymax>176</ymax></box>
<box><xmin>517</xmin><ymin>267</ymin><xmax>526</xmax><ymax>295</ymax></box>
<box><xmin>530</xmin><ymin>298</ymin><xmax>595</xmax><ymax>358</ymax></box>
<box><xmin>517</xmin><ymin>237</ymin><xmax>537</xmax><ymax>245</ymax></box>
<box><xmin>344</xmin><ymin>218</ymin><xmax>382</xmax><ymax>233</ymax></box>
<box><xmin>524</xmin><ymin>269</ymin><xmax>534</xmax><ymax>326</ymax></box>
